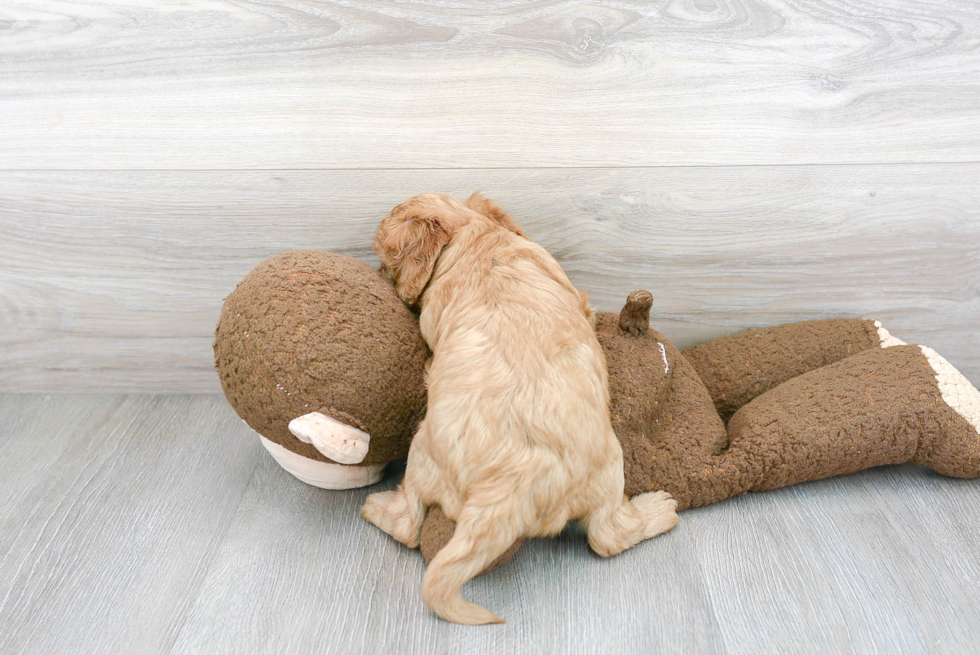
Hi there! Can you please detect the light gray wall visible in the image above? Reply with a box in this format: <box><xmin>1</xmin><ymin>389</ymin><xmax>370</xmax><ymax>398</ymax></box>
<box><xmin>1</xmin><ymin>1</ymin><xmax>978</xmax><ymax>392</ymax></box>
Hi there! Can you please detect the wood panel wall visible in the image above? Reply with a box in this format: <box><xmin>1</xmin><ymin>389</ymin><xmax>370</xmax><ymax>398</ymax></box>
<box><xmin>1</xmin><ymin>0</ymin><xmax>978</xmax><ymax>392</ymax></box>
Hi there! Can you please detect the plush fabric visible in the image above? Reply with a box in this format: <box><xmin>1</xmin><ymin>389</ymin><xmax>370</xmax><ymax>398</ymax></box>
<box><xmin>214</xmin><ymin>250</ymin><xmax>429</xmax><ymax>467</ymax></box>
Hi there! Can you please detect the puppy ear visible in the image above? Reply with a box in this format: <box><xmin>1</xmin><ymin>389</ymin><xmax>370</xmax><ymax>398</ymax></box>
<box><xmin>465</xmin><ymin>192</ymin><xmax>524</xmax><ymax>236</ymax></box>
<box><xmin>374</xmin><ymin>210</ymin><xmax>451</xmax><ymax>306</ymax></box>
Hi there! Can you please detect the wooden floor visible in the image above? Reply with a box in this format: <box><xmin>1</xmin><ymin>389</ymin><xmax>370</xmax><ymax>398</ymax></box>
<box><xmin>1</xmin><ymin>394</ymin><xmax>979</xmax><ymax>654</ymax></box>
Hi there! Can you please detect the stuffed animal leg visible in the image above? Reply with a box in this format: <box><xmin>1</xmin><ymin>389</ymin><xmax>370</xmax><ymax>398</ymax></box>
<box><xmin>420</xmin><ymin>297</ymin><xmax>980</xmax><ymax>571</ymax></box>
<box><xmin>678</xmin><ymin>319</ymin><xmax>979</xmax><ymax>503</ymax></box>
<box><xmin>681</xmin><ymin>318</ymin><xmax>898</xmax><ymax>421</ymax></box>
<box><xmin>710</xmin><ymin>344</ymin><xmax>980</xmax><ymax>498</ymax></box>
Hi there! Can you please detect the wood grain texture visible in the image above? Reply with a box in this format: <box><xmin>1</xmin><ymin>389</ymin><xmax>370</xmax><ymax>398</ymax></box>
<box><xmin>170</xmin><ymin>445</ymin><xmax>725</xmax><ymax>654</ymax></box>
<box><xmin>3</xmin><ymin>396</ymin><xmax>979</xmax><ymax>653</ymax></box>
<box><xmin>881</xmin><ymin>465</ymin><xmax>980</xmax><ymax>597</ymax></box>
<box><xmin>682</xmin><ymin>465</ymin><xmax>980</xmax><ymax>654</ymax></box>
<box><xmin>1</xmin><ymin>0</ymin><xmax>979</xmax><ymax>168</ymax></box>
<box><xmin>3</xmin><ymin>0</ymin><xmax>978</xmax><ymax>649</ymax></box>
<box><xmin>0</xmin><ymin>395</ymin><xmax>121</xmax><ymax>563</ymax></box>
<box><xmin>2</xmin><ymin>166</ymin><xmax>977</xmax><ymax>392</ymax></box>
<box><xmin>0</xmin><ymin>394</ymin><xmax>263</xmax><ymax>654</ymax></box>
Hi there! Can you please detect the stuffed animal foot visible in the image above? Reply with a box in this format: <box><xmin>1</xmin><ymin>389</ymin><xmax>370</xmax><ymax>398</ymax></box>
<box><xmin>288</xmin><ymin>411</ymin><xmax>370</xmax><ymax>465</ymax></box>
<box><xmin>874</xmin><ymin>320</ymin><xmax>907</xmax><ymax>347</ymax></box>
<box><xmin>915</xmin><ymin>345</ymin><xmax>980</xmax><ymax>477</ymax></box>
<box><xmin>258</xmin><ymin>436</ymin><xmax>385</xmax><ymax>490</ymax></box>
<box><xmin>361</xmin><ymin>488</ymin><xmax>425</xmax><ymax>548</ymax></box>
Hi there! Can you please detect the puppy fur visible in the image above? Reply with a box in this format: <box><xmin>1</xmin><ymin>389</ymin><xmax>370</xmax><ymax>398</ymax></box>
<box><xmin>362</xmin><ymin>193</ymin><xmax>678</xmax><ymax>625</ymax></box>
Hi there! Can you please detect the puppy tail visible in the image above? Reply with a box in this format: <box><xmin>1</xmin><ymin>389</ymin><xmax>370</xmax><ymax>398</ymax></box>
<box><xmin>421</xmin><ymin>505</ymin><xmax>523</xmax><ymax>625</ymax></box>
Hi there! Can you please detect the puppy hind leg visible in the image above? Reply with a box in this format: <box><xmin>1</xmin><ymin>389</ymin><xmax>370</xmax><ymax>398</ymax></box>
<box><xmin>362</xmin><ymin>427</ymin><xmax>442</xmax><ymax>548</ymax></box>
<box><xmin>584</xmin><ymin>490</ymin><xmax>678</xmax><ymax>558</ymax></box>
<box><xmin>421</xmin><ymin>504</ymin><xmax>525</xmax><ymax>625</ymax></box>
<box><xmin>361</xmin><ymin>483</ymin><xmax>426</xmax><ymax>548</ymax></box>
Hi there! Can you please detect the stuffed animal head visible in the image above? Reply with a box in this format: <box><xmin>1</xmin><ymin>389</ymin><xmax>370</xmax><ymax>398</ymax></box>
<box><xmin>214</xmin><ymin>250</ymin><xmax>430</xmax><ymax>477</ymax></box>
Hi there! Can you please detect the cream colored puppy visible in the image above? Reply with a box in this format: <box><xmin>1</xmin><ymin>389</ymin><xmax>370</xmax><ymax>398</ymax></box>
<box><xmin>361</xmin><ymin>193</ymin><xmax>678</xmax><ymax>625</ymax></box>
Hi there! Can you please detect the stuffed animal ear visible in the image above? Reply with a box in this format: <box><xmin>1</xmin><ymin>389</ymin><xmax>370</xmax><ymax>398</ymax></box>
<box><xmin>619</xmin><ymin>290</ymin><xmax>653</xmax><ymax>336</ymax></box>
<box><xmin>465</xmin><ymin>192</ymin><xmax>524</xmax><ymax>236</ymax></box>
<box><xmin>374</xmin><ymin>206</ymin><xmax>451</xmax><ymax>306</ymax></box>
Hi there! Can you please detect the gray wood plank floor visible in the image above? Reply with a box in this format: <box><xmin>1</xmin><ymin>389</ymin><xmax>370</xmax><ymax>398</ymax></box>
<box><xmin>2</xmin><ymin>394</ymin><xmax>979</xmax><ymax>654</ymax></box>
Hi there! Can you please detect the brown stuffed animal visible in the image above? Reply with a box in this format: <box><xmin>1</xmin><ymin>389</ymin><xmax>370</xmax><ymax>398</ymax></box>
<box><xmin>214</xmin><ymin>250</ymin><xmax>429</xmax><ymax>489</ymax></box>
<box><xmin>214</xmin><ymin>249</ymin><xmax>980</xmax><ymax>569</ymax></box>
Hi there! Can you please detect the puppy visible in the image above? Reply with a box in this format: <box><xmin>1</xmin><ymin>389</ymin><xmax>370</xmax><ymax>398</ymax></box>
<box><xmin>361</xmin><ymin>193</ymin><xmax>678</xmax><ymax>624</ymax></box>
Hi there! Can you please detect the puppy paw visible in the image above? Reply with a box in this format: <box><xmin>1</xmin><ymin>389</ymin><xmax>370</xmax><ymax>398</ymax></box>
<box><xmin>361</xmin><ymin>490</ymin><xmax>422</xmax><ymax>548</ymax></box>
<box><xmin>632</xmin><ymin>490</ymin><xmax>679</xmax><ymax>539</ymax></box>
